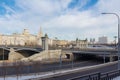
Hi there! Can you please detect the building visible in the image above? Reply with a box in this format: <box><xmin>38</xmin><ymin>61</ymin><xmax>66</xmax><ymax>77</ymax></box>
<box><xmin>75</xmin><ymin>38</ymin><xmax>88</xmax><ymax>49</ymax></box>
<box><xmin>52</xmin><ymin>39</ymin><xmax>69</xmax><ymax>47</ymax></box>
<box><xmin>98</xmin><ymin>36</ymin><xmax>108</xmax><ymax>44</ymax></box>
<box><xmin>0</xmin><ymin>28</ymin><xmax>43</xmax><ymax>46</ymax></box>
<box><xmin>90</xmin><ymin>38</ymin><xmax>95</xmax><ymax>44</ymax></box>
<box><xmin>48</xmin><ymin>38</ymin><xmax>53</xmax><ymax>46</ymax></box>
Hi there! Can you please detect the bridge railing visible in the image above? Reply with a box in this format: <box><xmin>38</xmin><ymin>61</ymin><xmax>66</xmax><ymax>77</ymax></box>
<box><xmin>0</xmin><ymin>61</ymin><xmax>119</xmax><ymax>80</ymax></box>
<box><xmin>66</xmin><ymin>72</ymin><xmax>100</xmax><ymax>80</ymax></box>
<box><xmin>66</xmin><ymin>70</ymin><xmax>120</xmax><ymax>80</ymax></box>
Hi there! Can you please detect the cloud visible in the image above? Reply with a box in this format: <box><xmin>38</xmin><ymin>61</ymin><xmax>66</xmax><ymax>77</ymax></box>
<box><xmin>15</xmin><ymin>0</ymin><xmax>71</xmax><ymax>16</ymax></box>
<box><xmin>96</xmin><ymin>0</ymin><xmax>120</xmax><ymax>13</ymax></box>
<box><xmin>42</xmin><ymin>10</ymin><xmax>117</xmax><ymax>39</ymax></box>
<box><xmin>0</xmin><ymin>0</ymin><xmax>119</xmax><ymax>42</ymax></box>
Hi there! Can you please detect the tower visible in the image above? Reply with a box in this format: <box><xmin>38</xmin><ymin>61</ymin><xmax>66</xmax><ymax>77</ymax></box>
<box><xmin>37</xmin><ymin>27</ymin><xmax>43</xmax><ymax>46</ymax></box>
<box><xmin>38</xmin><ymin>27</ymin><xmax>43</xmax><ymax>37</ymax></box>
<box><xmin>23</xmin><ymin>29</ymin><xmax>29</xmax><ymax>35</ymax></box>
<box><xmin>76</xmin><ymin>38</ymin><xmax>79</xmax><ymax>47</ymax></box>
<box><xmin>41</xmin><ymin>34</ymin><xmax>48</xmax><ymax>50</ymax></box>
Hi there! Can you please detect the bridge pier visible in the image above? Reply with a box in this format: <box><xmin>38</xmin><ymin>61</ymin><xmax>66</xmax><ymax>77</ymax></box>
<box><xmin>41</xmin><ymin>34</ymin><xmax>48</xmax><ymax>51</ymax></box>
<box><xmin>73</xmin><ymin>54</ymin><xmax>79</xmax><ymax>60</ymax></box>
<box><xmin>109</xmin><ymin>53</ymin><xmax>114</xmax><ymax>62</ymax></box>
<box><xmin>9</xmin><ymin>48</ymin><xmax>26</xmax><ymax>61</ymax></box>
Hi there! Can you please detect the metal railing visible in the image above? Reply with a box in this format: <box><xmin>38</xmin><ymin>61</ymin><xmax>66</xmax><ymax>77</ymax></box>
<box><xmin>0</xmin><ymin>60</ymin><xmax>98</xmax><ymax>77</ymax></box>
<box><xmin>67</xmin><ymin>70</ymin><xmax>120</xmax><ymax>80</ymax></box>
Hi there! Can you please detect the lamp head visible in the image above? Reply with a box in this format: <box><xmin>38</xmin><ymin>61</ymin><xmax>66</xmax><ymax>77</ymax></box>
<box><xmin>101</xmin><ymin>13</ymin><xmax>106</xmax><ymax>14</ymax></box>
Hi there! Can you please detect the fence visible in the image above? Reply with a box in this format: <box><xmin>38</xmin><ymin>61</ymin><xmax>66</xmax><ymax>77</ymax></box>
<box><xmin>0</xmin><ymin>60</ymin><xmax>88</xmax><ymax>78</ymax></box>
<box><xmin>67</xmin><ymin>70</ymin><xmax>120</xmax><ymax>80</ymax></box>
<box><xmin>0</xmin><ymin>60</ymin><xmax>117</xmax><ymax>80</ymax></box>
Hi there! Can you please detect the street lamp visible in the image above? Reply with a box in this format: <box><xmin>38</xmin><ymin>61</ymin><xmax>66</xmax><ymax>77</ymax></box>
<box><xmin>59</xmin><ymin>53</ymin><xmax>62</xmax><ymax>69</ymax></box>
<box><xmin>101</xmin><ymin>12</ymin><xmax>120</xmax><ymax>70</ymax></box>
<box><xmin>3</xmin><ymin>47</ymin><xmax>4</xmax><ymax>60</ymax></box>
<box><xmin>114</xmin><ymin>36</ymin><xmax>117</xmax><ymax>48</ymax></box>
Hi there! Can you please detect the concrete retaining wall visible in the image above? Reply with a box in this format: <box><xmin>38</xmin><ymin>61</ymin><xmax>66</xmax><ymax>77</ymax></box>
<box><xmin>21</xmin><ymin>49</ymin><xmax>66</xmax><ymax>61</ymax></box>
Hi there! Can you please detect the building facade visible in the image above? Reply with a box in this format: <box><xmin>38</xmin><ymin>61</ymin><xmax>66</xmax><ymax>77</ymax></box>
<box><xmin>98</xmin><ymin>36</ymin><xmax>108</xmax><ymax>44</ymax></box>
<box><xmin>52</xmin><ymin>39</ymin><xmax>69</xmax><ymax>47</ymax></box>
<box><xmin>0</xmin><ymin>28</ymin><xmax>43</xmax><ymax>46</ymax></box>
<box><xmin>75</xmin><ymin>38</ymin><xmax>88</xmax><ymax>49</ymax></box>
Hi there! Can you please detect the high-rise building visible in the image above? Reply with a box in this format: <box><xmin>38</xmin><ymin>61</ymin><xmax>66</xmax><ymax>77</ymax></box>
<box><xmin>98</xmin><ymin>36</ymin><xmax>108</xmax><ymax>44</ymax></box>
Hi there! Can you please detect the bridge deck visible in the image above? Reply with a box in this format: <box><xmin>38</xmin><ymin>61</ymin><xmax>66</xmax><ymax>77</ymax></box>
<box><xmin>72</xmin><ymin>51</ymin><xmax>117</xmax><ymax>55</ymax></box>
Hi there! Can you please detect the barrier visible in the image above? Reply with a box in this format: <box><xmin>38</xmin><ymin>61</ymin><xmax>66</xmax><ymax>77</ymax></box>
<box><xmin>67</xmin><ymin>70</ymin><xmax>120</xmax><ymax>80</ymax></box>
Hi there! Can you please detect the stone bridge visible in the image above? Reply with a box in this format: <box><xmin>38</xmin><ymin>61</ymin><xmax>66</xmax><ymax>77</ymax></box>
<box><xmin>0</xmin><ymin>47</ymin><xmax>42</xmax><ymax>60</ymax></box>
<box><xmin>0</xmin><ymin>47</ymin><xmax>65</xmax><ymax>62</ymax></box>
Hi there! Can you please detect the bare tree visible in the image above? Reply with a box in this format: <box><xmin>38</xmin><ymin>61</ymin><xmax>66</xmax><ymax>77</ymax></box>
<box><xmin>2</xmin><ymin>61</ymin><xmax>7</xmax><ymax>80</ymax></box>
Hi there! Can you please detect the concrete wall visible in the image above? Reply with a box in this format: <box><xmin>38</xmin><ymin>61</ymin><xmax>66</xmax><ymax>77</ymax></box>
<box><xmin>7</xmin><ymin>48</ymin><xmax>66</xmax><ymax>62</ymax></box>
<box><xmin>21</xmin><ymin>49</ymin><xmax>66</xmax><ymax>61</ymax></box>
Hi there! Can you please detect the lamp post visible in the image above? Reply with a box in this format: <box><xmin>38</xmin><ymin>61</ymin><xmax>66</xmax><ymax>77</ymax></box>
<box><xmin>3</xmin><ymin>40</ymin><xmax>7</xmax><ymax>61</ymax></box>
<box><xmin>3</xmin><ymin>47</ymin><xmax>4</xmax><ymax>61</ymax></box>
<box><xmin>114</xmin><ymin>36</ymin><xmax>117</xmax><ymax>48</ymax></box>
<box><xmin>59</xmin><ymin>53</ymin><xmax>62</xmax><ymax>69</ymax></box>
<box><xmin>101</xmin><ymin>12</ymin><xmax>120</xmax><ymax>70</ymax></box>
<box><xmin>72</xmin><ymin>54</ymin><xmax>74</xmax><ymax>68</ymax></box>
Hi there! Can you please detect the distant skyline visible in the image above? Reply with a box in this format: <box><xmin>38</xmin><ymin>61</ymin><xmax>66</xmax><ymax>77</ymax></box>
<box><xmin>0</xmin><ymin>0</ymin><xmax>119</xmax><ymax>42</ymax></box>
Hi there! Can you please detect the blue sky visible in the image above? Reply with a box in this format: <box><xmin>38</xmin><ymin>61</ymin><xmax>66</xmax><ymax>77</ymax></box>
<box><xmin>0</xmin><ymin>0</ymin><xmax>119</xmax><ymax>42</ymax></box>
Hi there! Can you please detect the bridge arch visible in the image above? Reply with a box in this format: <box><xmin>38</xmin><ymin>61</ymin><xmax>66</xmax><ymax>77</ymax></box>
<box><xmin>15</xmin><ymin>48</ymin><xmax>40</xmax><ymax>57</ymax></box>
<box><xmin>0</xmin><ymin>47</ymin><xmax>10</xmax><ymax>60</ymax></box>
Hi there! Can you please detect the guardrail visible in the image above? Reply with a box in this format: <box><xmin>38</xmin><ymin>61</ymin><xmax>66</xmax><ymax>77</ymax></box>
<box><xmin>67</xmin><ymin>70</ymin><xmax>120</xmax><ymax>80</ymax></box>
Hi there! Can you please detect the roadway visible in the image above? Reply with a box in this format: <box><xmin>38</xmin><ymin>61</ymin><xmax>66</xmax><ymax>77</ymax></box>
<box><xmin>40</xmin><ymin>61</ymin><xmax>117</xmax><ymax>80</ymax></box>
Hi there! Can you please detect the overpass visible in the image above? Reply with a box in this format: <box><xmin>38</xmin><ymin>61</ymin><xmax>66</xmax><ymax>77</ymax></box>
<box><xmin>64</xmin><ymin>48</ymin><xmax>118</xmax><ymax>62</ymax></box>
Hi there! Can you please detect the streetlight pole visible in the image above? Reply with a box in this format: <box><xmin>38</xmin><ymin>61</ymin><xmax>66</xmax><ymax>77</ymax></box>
<box><xmin>72</xmin><ymin>54</ymin><xmax>74</xmax><ymax>68</ymax></box>
<box><xmin>59</xmin><ymin>53</ymin><xmax>62</xmax><ymax>69</ymax></box>
<box><xmin>3</xmin><ymin>47</ymin><xmax>4</xmax><ymax>60</ymax></box>
<box><xmin>114</xmin><ymin>36</ymin><xmax>117</xmax><ymax>48</ymax></box>
<box><xmin>101</xmin><ymin>12</ymin><xmax>120</xmax><ymax>70</ymax></box>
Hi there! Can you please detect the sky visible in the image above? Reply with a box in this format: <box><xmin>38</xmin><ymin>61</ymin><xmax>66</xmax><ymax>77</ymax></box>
<box><xmin>0</xmin><ymin>0</ymin><xmax>119</xmax><ymax>42</ymax></box>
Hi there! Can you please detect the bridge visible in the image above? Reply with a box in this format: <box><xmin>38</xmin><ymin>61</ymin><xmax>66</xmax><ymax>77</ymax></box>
<box><xmin>0</xmin><ymin>46</ymin><xmax>62</xmax><ymax>61</ymax></box>
<box><xmin>64</xmin><ymin>48</ymin><xmax>118</xmax><ymax>62</ymax></box>
<box><xmin>0</xmin><ymin>46</ymin><xmax>118</xmax><ymax>62</ymax></box>
<box><xmin>0</xmin><ymin>47</ymin><xmax>42</xmax><ymax>60</ymax></box>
